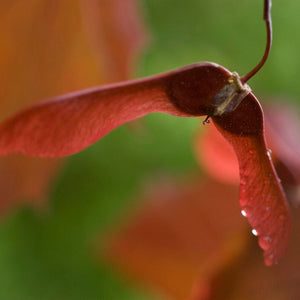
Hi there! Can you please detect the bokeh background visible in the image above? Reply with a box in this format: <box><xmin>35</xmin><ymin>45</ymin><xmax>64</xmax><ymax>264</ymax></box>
<box><xmin>0</xmin><ymin>0</ymin><xmax>299</xmax><ymax>299</ymax></box>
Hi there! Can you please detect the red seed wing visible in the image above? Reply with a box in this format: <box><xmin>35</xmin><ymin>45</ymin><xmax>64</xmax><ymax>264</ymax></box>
<box><xmin>0</xmin><ymin>63</ymin><xmax>231</xmax><ymax>157</ymax></box>
<box><xmin>213</xmin><ymin>93</ymin><xmax>291</xmax><ymax>265</ymax></box>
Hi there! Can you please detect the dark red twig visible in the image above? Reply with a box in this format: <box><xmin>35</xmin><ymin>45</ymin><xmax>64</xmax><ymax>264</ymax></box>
<box><xmin>241</xmin><ymin>0</ymin><xmax>272</xmax><ymax>84</ymax></box>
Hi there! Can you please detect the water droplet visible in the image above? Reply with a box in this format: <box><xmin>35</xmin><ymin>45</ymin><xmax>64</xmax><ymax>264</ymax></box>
<box><xmin>252</xmin><ymin>229</ymin><xmax>258</xmax><ymax>236</ymax></box>
<box><xmin>267</xmin><ymin>149</ymin><xmax>272</xmax><ymax>159</ymax></box>
<box><xmin>241</xmin><ymin>206</ymin><xmax>252</xmax><ymax>217</ymax></box>
<box><xmin>265</xmin><ymin>206</ymin><xmax>270</xmax><ymax>211</ymax></box>
<box><xmin>241</xmin><ymin>210</ymin><xmax>247</xmax><ymax>217</ymax></box>
<box><xmin>259</xmin><ymin>236</ymin><xmax>272</xmax><ymax>250</ymax></box>
<box><xmin>249</xmin><ymin>150</ymin><xmax>254</xmax><ymax>154</ymax></box>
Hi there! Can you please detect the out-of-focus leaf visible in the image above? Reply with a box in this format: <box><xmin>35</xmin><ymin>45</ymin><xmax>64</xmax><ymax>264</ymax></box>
<box><xmin>1</xmin><ymin>0</ymin><xmax>98</xmax><ymax>119</ymax></box>
<box><xmin>194</xmin><ymin>123</ymin><xmax>239</xmax><ymax>185</ymax></box>
<box><xmin>213</xmin><ymin>94</ymin><xmax>291</xmax><ymax>265</ymax></box>
<box><xmin>265</xmin><ymin>103</ymin><xmax>300</xmax><ymax>205</ymax></box>
<box><xmin>79</xmin><ymin>0</ymin><xmax>147</xmax><ymax>82</ymax></box>
<box><xmin>103</xmin><ymin>176</ymin><xmax>248</xmax><ymax>300</ymax></box>
<box><xmin>0</xmin><ymin>155</ymin><xmax>59</xmax><ymax>212</ymax></box>
<box><xmin>265</xmin><ymin>104</ymin><xmax>300</xmax><ymax>180</ymax></box>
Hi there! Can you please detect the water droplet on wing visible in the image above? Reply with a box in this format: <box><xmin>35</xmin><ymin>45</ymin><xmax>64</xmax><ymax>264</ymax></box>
<box><xmin>252</xmin><ymin>229</ymin><xmax>258</xmax><ymax>236</ymax></box>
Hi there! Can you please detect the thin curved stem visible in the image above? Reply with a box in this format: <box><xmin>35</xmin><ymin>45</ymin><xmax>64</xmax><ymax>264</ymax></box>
<box><xmin>240</xmin><ymin>0</ymin><xmax>272</xmax><ymax>84</ymax></box>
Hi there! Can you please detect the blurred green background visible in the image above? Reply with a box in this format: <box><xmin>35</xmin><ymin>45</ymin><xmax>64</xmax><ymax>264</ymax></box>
<box><xmin>0</xmin><ymin>0</ymin><xmax>299</xmax><ymax>299</ymax></box>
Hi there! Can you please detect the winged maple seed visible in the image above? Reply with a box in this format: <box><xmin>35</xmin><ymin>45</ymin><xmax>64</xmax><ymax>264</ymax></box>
<box><xmin>0</xmin><ymin>0</ymin><xmax>291</xmax><ymax>265</ymax></box>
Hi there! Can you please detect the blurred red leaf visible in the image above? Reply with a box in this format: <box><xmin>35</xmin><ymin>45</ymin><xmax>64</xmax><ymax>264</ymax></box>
<box><xmin>79</xmin><ymin>0</ymin><xmax>147</xmax><ymax>82</ymax></box>
<box><xmin>0</xmin><ymin>0</ymin><xmax>146</xmax><ymax>211</ymax></box>
<box><xmin>0</xmin><ymin>155</ymin><xmax>59</xmax><ymax>212</ymax></box>
<box><xmin>103</xmin><ymin>176</ymin><xmax>248</xmax><ymax>300</ymax></box>
<box><xmin>265</xmin><ymin>104</ymin><xmax>300</xmax><ymax>181</ymax></box>
<box><xmin>194</xmin><ymin>122</ymin><xmax>239</xmax><ymax>185</ymax></box>
<box><xmin>213</xmin><ymin>94</ymin><xmax>291</xmax><ymax>265</ymax></box>
<box><xmin>265</xmin><ymin>104</ymin><xmax>300</xmax><ymax>206</ymax></box>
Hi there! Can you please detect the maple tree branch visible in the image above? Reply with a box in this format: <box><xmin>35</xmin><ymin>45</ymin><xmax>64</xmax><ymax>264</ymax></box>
<box><xmin>241</xmin><ymin>0</ymin><xmax>272</xmax><ymax>84</ymax></box>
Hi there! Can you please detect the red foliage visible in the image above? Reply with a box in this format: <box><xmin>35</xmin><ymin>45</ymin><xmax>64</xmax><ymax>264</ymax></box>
<box><xmin>265</xmin><ymin>104</ymin><xmax>300</xmax><ymax>194</ymax></box>
<box><xmin>195</xmin><ymin>122</ymin><xmax>239</xmax><ymax>185</ymax></box>
<box><xmin>0</xmin><ymin>155</ymin><xmax>59</xmax><ymax>212</ymax></box>
<box><xmin>79</xmin><ymin>0</ymin><xmax>147</xmax><ymax>81</ymax></box>
<box><xmin>104</xmin><ymin>177</ymin><xmax>247</xmax><ymax>300</ymax></box>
